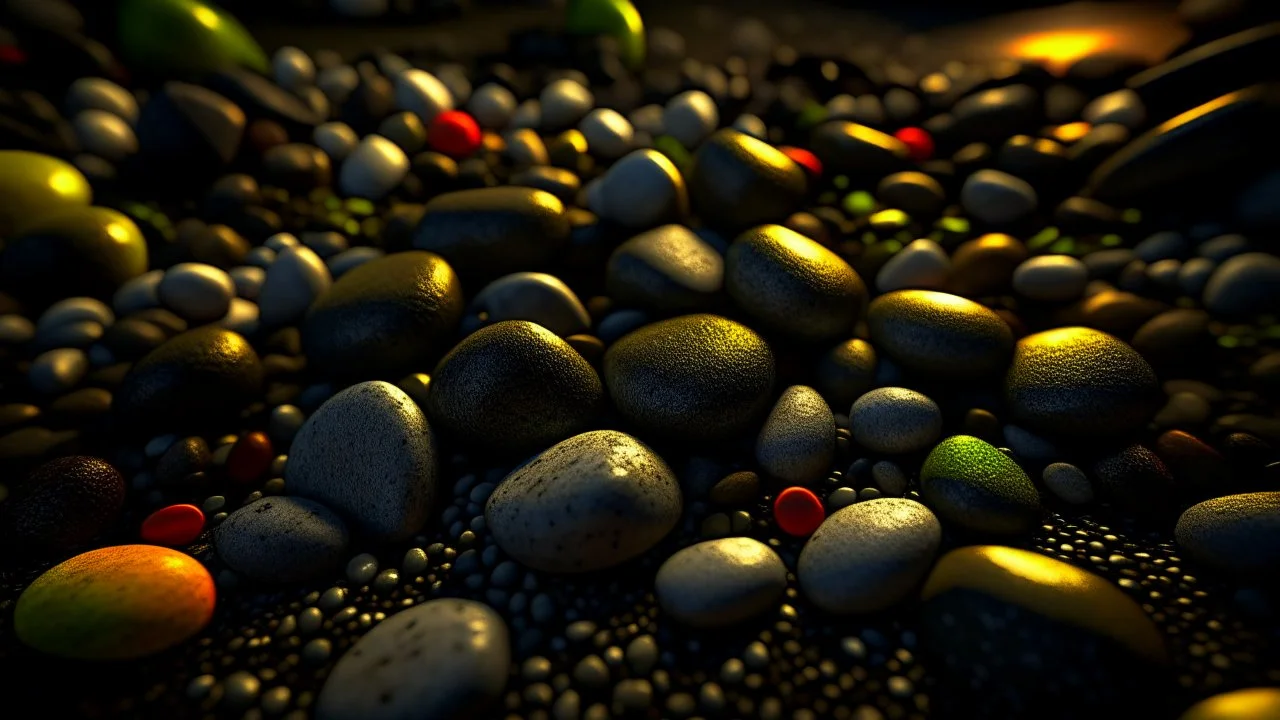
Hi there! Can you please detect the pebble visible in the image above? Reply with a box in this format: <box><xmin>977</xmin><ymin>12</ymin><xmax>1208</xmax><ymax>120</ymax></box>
<box><xmin>302</xmin><ymin>251</ymin><xmax>463</xmax><ymax>378</ymax></box>
<box><xmin>688</xmin><ymin>129</ymin><xmax>807</xmax><ymax>230</ymax></box>
<box><xmin>604</xmin><ymin>314</ymin><xmax>775</xmax><ymax>441</ymax></box>
<box><xmin>867</xmin><ymin>290</ymin><xmax>1014</xmax><ymax>377</ymax></box>
<box><xmin>1041</xmin><ymin>462</ymin><xmax>1094</xmax><ymax>504</ymax></box>
<box><xmin>1082</xmin><ymin>89</ymin><xmax>1146</xmax><ymax>128</ymax></box>
<box><xmin>814</xmin><ymin>338</ymin><xmax>878</xmax><ymax>412</ymax></box>
<box><xmin>606</xmin><ymin>224</ymin><xmax>724</xmax><ymax>313</ymax></box>
<box><xmin>14</xmin><ymin>545</ymin><xmax>215</xmax><ymax>660</ymax></box>
<box><xmin>871</xmin><ymin>460</ymin><xmax>908</xmax><ymax>496</ymax></box>
<box><xmin>809</xmin><ymin>121</ymin><xmax>910</xmax><ymax>178</ymax></box>
<box><xmin>0</xmin><ymin>456</ymin><xmax>125</xmax><ymax>555</ymax></box>
<box><xmin>756</xmin><ymin>385</ymin><xmax>835</xmax><ymax>485</ymax></box>
<box><xmin>588</xmin><ymin>149</ymin><xmax>689</xmax><ymax>229</ymax></box>
<box><xmin>114</xmin><ymin>327</ymin><xmax>263</xmax><ymax>431</ymax></box>
<box><xmin>257</xmin><ymin>245</ymin><xmax>332</xmax><ymax>328</ymax></box>
<box><xmin>875</xmin><ymin>238</ymin><xmax>951</xmax><ymax>293</ymax></box>
<box><xmin>1201</xmin><ymin>252</ymin><xmax>1280</xmax><ymax>316</ymax></box>
<box><xmin>920</xmin><ymin>435</ymin><xmax>1042</xmax><ymax>535</ymax></box>
<box><xmin>849</xmin><ymin>387</ymin><xmax>942</xmax><ymax>455</ymax></box>
<box><xmin>272</xmin><ymin>46</ymin><xmax>314</xmax><ymax>92</ymax></box>
<box><xmin>346</xmin><ymin>553</ymin><xmax>379</xmax><ymax>586</ymax></box>
<box><xmin>317</xmin><ymin>599</ymin><xmax>510</xmax><ymax>720</ymax></box>
<box><xmin>0</xmin><ymin>315</ymin><xmax>35</xmax><ymax>344</ymax></box>
<box><xmin>655</xmin><ymin>538</ymin><xmax>787</xmax><ymax>627</ymax></box>
<box><xmin>467</xmin><ymin>83</ymin><xmax>517</xmax><ymax>130</ymax></box>
<box><xmin>286</xmin><ymin>381</ymin><xmax>438</xmax><ymax>543</ymax></box>
<box><xmin>313</xmin><ymin>122</ymin><xmax>359</xmax><ymax>162</ymax></box>
<box><xmin>709</xmin><ymin>471</ymin><xmax>760</xmax><ymax>506</ymax></box>
<box><xmin>539</xmin><ymin>78</ymin><xmax>594</xmax><ymax>131</ymax></box>
<box><xmin>1176</xmin><ymin>492</ymin><xmax>1280</xmax><ymax>576</ymax></box>
<box><xmin>29</xmin><ymin>348</ymin><xmax>88</xmax><ymax>395</ymax></box>
<box><xmin>961</xmin><ymin>169</ymin><xmax>1038</xmax><ymax>225</ymax></box>
<box><xmin>486</xmin><ymin>430</ymin><xmax>681</xmax><ymax>573</ymax></box>
<box><xmin>798</xmin><ymin>498</ymin><xmax>941</xmax><ymax>613</ymax></box>
<box><xmin>1012</xmin><ymin>255</ymin><xmax>1089</xmax><ymax>302</ymax></box>
<box><xmin>663</xmin><ymin>90</ymin><xmax>719</xmax><ymax>148</ymax></box>
<box><xmin>1178</xmin><ymin>688</ymin><xmax>1280</xmax><ymax>720</ymax></box>
<box><xmin>920</xmin><ymin>546</ymin><xmax>1167</xmax><ymax>714</ymax></box>
<box><xmin>1</xmin><ymin>206</ymin><xmax>148</xmax><ymax>307</ymax></box>
<box><xmin>414</xmin><ymin>187</ymin><xmax>570</xmax><ymax>280</ymax></box>
<box><xmin>1004</xmin><ymin>327</ymin><xmax>1160</xmax><ymax>438</ymax></box>
<box><xmin>469</xmin><ymin>272</ymin><xmax>590</xmax><ymax>337</ymax></box>
<box><xmin>579</xmin><ymin>107</ymin><xmax>634</xmax><ymax>159</ymax></box>
<box><xmin>876</xmin><ymin>171</ymin><xmax>946</xmax><ymax>218</ymax></box>
<box><xmin>72</xmin><ymin>109</ymin><xmax>138</xmax><ymax>162</ymax></box>
<box><xmin>339</xmin><ymin>134</ymin><xmax>409</xmax><ymax>200</ymax></box>
<box><xmin>158</xmin><ymin>263</ymin><xmax>236</xmax><ymax>325</ymax></box>
<box><xmin>427</xmin><ymin>320</ymin><xmax>603</xmax><ymax>454</ymax></box>
<box><xmin>140</xmin><ymin>503</ymin><xmax>205</xmax><ymax>546</ymax></box>
<box><xmin>394</xmin><ymin>69</ymin><xmax>454</xmax><ymax>123</ymax></box>
<box><xmin>66</xmin><ymin>77</ymin><xmax>140</xmax><ymax>125</ymax></box>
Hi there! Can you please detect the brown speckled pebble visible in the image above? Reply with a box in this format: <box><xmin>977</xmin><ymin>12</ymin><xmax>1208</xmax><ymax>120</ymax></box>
<box><xmin>867</xmin><ymin>290</ymin><xmax>1014</xmax><ymax>378</ymax></box>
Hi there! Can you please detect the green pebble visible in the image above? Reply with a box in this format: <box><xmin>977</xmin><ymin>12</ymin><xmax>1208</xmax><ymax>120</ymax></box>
<box><xmin>565</xmin><ymin>0</ymin><xmax>646</xmax><ymax>70</ymax></box>
<box><xmin>0</xmin><ymin>151</ymin><xmax>92</xmax><ymax>238</ymax></box>
<box><xmin>920</xmin><ymin>435</ymin><xmax>1042</xmax><ymax>535</ymax></box>
<box><xmin>842</xmin><ymin>191</ymin><xmax>876</xmax><ymax>216</ymax></box>
<box><xmin>118</xmin><ymin>0</ymin><xmax>269</xmax><ymax>77</ymax></box>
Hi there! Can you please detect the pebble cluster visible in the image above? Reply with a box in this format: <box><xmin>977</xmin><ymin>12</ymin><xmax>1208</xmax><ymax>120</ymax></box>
<box><xmin>1</xmin><ymin>0</ymin><xmax>1280</xmax><ymax>718</ymax></box>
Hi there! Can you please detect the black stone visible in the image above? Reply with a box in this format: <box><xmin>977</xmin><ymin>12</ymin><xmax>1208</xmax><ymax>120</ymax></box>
<box><xmin>263</xmin><ymin>143</ymin><xmax>333</xmax><ymax>193</ymax></box>
<box><xmin>809</xmin><ymin>120</ymin><xmax>911</xmax><ymax>179</ymax></box>
<box><xmin>0</xmin><ymin>206</ymin><xmax>145</xmax><ymax>308</ymax></box>
<box><xmin>1128</xmin><ymin>22</ymin><xmax>1280</xmax><ymax>120</ymax></box>
<box><xmin>131</xmin><ymin>81</ymin><xmax>246</xmax><ymax>186</ymax></box>
<box><xmin>687</xmin><ymin>128</ymin><xmax>807</xmax><ymax>231</ymax></box>
<box><xmin>302</xmin><ymin>250</ymin><xmax>464</xmax><ymax>379</ymax></box>
<box><xmin>412</xmin><ymin>187</ymin><xmax>571</xmax><ymax>281</ymax></box>
<box><xmin>0</xmin><ymin>456</ymin><xmax>125</xmax><ymax>557</ymax></box>
<box><xmin>206</xmin><ymin>68</ymin><xmax>324</xmax><ymax>136</ymax></box>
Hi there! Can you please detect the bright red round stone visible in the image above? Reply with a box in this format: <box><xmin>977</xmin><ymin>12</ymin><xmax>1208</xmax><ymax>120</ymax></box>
<box><xmin>428</xmin><ymin>110</ymin><xmax>482</xmax><ymax>159</ymax></box>
<box><xmin>140</xmin><ymin>504</ymin><xmax>205</xmax><ymax>546</ymax></box>
<box><xmin>227</xmin><ymin>431</ymin><xmax>273</xmax><ymax>484</ymax></box>
<box><xmin>893</xmin><ymin>127</ymin><xmax>934</xmax><ymax>162</ymax></box>
<box><xmin>774</xmin><ymin>487</ymin><xmax>825</xmax><ymax>537</ymax></box>
<box><xmin>779</xmin><ymin>145</ymin><xmax>822</xmax><ymax>179</ymax></box>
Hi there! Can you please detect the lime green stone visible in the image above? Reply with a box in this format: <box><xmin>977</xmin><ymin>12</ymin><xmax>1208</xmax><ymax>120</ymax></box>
<box><xmin>842</xmin><ymin>190</ymin><xmax>876</xmax><ymax>216</ymax></box>
<box><xmin>118</xmin><ymin>0</ymin><xmax>268</xmax><ymax>78</ymax></box>
<box><xmin>346</xmin><ymin>198</ymin><xmax>375</xmax><ymax>216</ymax></box>
<box><xmin>1122</xmin><ymin>208</ymin><xmax>1141</xmax><ymax>223</ymax></box>
<box><xmin>0</xmin><ymin>151</ymin><xmax>92</xmax><ymax>238</ymax></box>
<box><xmin>936</xmin><ymin>216</ymin><xmax>970</xmax><ymax>235</ymax></box>
<box><xmin>565</xmin><ymin>0</ymin><xmax>646</xmax><ymax>70</ymax></box>
<box><xmin>1100</xmin><ymin>233</ymin><xmax>1123</xmax><ymax>247</ymax></box>
<box><xmin>868</xmin><ymin>208</ymin><xmax>909</xmax><ymax>231</ymax></box>
<box><xmin>920</xmin><ymin>435</ymin><xmax>1041</xmax><ymax>536</ymax></box>
<box><xmin>833</xmin><ymin>175</ymin><xmax>849</xmax><ymax>190</ymax></box>
<box><xmin>796</xmin><ymin>102</ymin><xmax>829</xmax><ymax>130</ymax></box>
<box><xmin>653</xmin><ymin>135</ymin><xmax>691</xmax><ymax>171</ymax></box>
<box><xmin>1048</xmin><ymin>237</ymin><xmax>1077</xmax><ymax>255</ymax></box>
<box><xmin>1027</xmin><ymin>226</ymin><xmax>1059</xmax><ymax>250</ymax></box>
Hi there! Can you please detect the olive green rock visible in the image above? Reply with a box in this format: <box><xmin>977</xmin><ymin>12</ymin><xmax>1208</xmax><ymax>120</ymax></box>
<box><xmin>565</xmin><ymin>0</ymin><xmax>646</xmax><ymax>70</ymax></box>
<box><xmin>727</xmin><ymin>224</ymin><xmax>867</xmax><ymax>342</ymax></box>
<box><xmin>1004</xmin><ymin>326</ymin><xmax>1160</xmax><ymax>438</ymax></box>
<box><xmin>867</xmin><ymin>290</ymin><xmax>1014</xmax><ymax>377</ymax></box>
<box><xmin>0</xmin><ymin>151</ymin><xmax>92</xmax><ymax>238</ymax></box>
<box><xmin>920</xmin><ymin>435</ymin><xmax>1041</xmax><ymax>535</ymax></box>
<box><xmin>118</xmin><ymin>0</ymin><xmax>269</xmax><ymax>78</ymax></box>
<box><xmin>604</xmin><ymin>314</ymin><xmax>775</xmax><ymax>442</ymax></box>
<box><xmin>0</xmin><ymin>206</ymin><xmax>147</xmax><ymax>308</ymax></box>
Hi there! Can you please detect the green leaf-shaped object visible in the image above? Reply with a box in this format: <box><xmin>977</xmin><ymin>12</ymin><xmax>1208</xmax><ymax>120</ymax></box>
<box><xmin>565</xmin><ymin>0</ymin><xmax>645</xmax><ymax>70</ymax></box>
<box><xmin>118</xmin><ymin>0</ymin><xmax>269</xmax><ymax>78</ymax></box>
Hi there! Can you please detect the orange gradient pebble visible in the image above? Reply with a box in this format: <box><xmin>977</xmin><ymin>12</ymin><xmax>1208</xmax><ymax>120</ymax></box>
<box><xmin>774</xmin><ymin>486</ymin><xmax>825</xmax><ymax>537</ymax></box>
<box><xmin>141</xmin><ymin>504</ymin><xmax>206</xmax><ymax>546</ymax></box>
<box><xmin>14</xmin><ymin>545</ymin><xmax>216</xmax><ymax>660</ymax></box>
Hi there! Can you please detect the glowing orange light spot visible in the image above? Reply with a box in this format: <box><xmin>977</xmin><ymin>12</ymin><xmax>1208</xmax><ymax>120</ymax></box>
<box><xmin>1009</xmin><ymin>30</ymin><xmax>1116</xmax><ymax>74</ymax></box>
<box><xmin>1052</xmin><ymin>122</ymin><xmax>1092</xmax><ymax>143</ymax></box>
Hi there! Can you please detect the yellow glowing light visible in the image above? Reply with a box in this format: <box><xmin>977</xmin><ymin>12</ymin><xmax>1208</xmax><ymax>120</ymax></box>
<box><xmin>192</xmin><ymin>6</ymin><xmax>220</xmax><ymax>30</ymax></box>
<box><xmin>1052</xmin><ymin>121</ymin><xmax>1092</xmax><ymax>143</ymax></box>
<box><xmin>1180</xmin><ymin>687</ymin><xmax>1280</xmax><ymax>720</ymax></box>
<box><xmin>1009</xmin><ymin>30</ymin><xmax>1115</xmax><ymax>73</ymax></box>
<box><xmin>1156</xmin><ymin>89</ymin><xmax>1242</xmax><ymax>135</ymax></box>
<box><xmin>47</xmin><ymin>168</ymin><xmax>84</xmax><ymax>197</ymax></box>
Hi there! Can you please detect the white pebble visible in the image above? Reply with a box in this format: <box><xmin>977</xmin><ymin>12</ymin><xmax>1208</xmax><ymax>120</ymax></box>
<box><xmin>29</xmin><ymin>348</ymin><xmax>88</xmax><ymax>394</ymax></box>
<box><xmin>37</xmin><ymin>297</ymin><xmax>114</xmax><ymax>335</ymax></box>
<box><xmin>258</xmin><ymin>246</ymin><xmax>333</xmax><ymax>328</ymax></box>
<box><xmin>663</xmin><ymin>90</ymin><xmax>718</xmax><ymax>148</ymax></box>
<box><xmin>1012</xmin><ymin>255</ymin><xmax>1089</xmax><ymax>302</ymax></box>
<box><xmin>73</xmin><ymin>109</ymin><xmax>138</xmax><ymax>162</ymax></box>
<box><xmin>339</xmin><ymin>134</ymin><xmax>409</xmax><ymax>200</ymax></box>
<box><xmin>395</xmin><ymin>69</ymin><xmax>454</xmax><ymax>123</ymax></box>
<box><xmin>579</xmin><ymin>108</ymin><xmax>634</xmax><ymax>159</ymax></box>
<box><xmin>1042</xmin><ymin>462</ymin><xmax>1093</xmax><ymax>504</ymax></box>
<box><xmin>875</xmin><ymin>239</ymin><xmax>950</xmax><ymax>293</ymax></box>
<box><xmin>66</xmin><ymin>77</ymin><xmax>139</xmax><ymax>124</ymax></box>
<box><xmin>273</xmin><ymin>46</ymin><xmax>316</xmax><ymax>91</ymax></box>
<box><xmin>467</xmin><ymin>83</ymin><xmax>517</xmax><ymax>129</ymax></box>
<box><xmin>158</xmin><ymin>263</ymin><xmax>236</xmax><ymax>324</ymax></box>
<box><xmin>314</xmin><ymin>122</ymin><xmax>359</xmax><ymax>162</ymax></box>
<box><xmin>539</xmin><ymin>78</ymin><xmax>594</xmax><ymax>130</ymax></box>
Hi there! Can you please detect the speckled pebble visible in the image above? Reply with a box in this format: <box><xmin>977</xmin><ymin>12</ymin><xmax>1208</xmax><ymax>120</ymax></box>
<box><xmin>215</xmin><ymin>497</ymin><xmax>349</xmax><ymax>583</ymax></box>
<box><xmin>1042</xmin><ymin>462</ymin><xmax>1093</xmax><ymax>504</ymax></box>
<box><xmin>655</xmin><ymin>537</ymin><xmax>787</xmax><ymax>627</ymax></box>
<box><xmin>756</xmin><ymin>385</ymin><xmax>835</xmax><ymax>485</ymax></box>
<box><xmin>850</xmin><ymin>387</ymin><xmax>942</xmax><ymax>455</ymax></box>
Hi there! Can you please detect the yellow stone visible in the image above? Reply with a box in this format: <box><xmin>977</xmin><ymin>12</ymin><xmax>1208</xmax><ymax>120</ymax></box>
<box><xmin>0</xmin><ymin>151</ymin><xmax>92</xmax><ymax>237</ymax></box>
<box><xmin>1179</xmin><ymin>688</ymin><xmax>1280</xmax><ymax>720</ymax></box>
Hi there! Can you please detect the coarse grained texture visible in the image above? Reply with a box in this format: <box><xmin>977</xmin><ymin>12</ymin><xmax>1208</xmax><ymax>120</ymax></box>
<box><xmin>113</xmin><ymin>326</ymin><xmax>263</xmax><ymax>431</ymax></box>
<box><xmin>317</xmin><ymin>599</ymin><xmax>510</xmax><ymax>720</ymax></box>
<box><xmin>867</xmin><ymin>289</ymin><xmax>1014</xmax><ymax>377</ymax></box>
<box><xmin>427</xmin><ymin>320</ymin><xmax>603</xmax><ymax>453</ymax></box>
<box><xmin>486</xmin><ymin>430</ymin><xmax>682</xmax><ymax>573</ymax></box>
<box><xmin>798</xmin><ymin>498</ymin><xmax>941</xmax><ymax>614</ymax></box>
<box><xmin>301</xmin><ymin>250</ymin><xmax>463</xmax><ymax>378</ymax></box>
<box><xmin>603</xmin><ymin>314</ymin><xmax>775</xmax><ymax>441</ymax></box>
<box><xmin>727</xmin><ymin>224</ymin><xmax>866</xmax><ymax>342</ymax></box>
<box><xmin>1175</xmin><ymin>492</ymin><xmax>1280</xmax><ymax>576</ymax></box>
<box><xmin>920</xmin><ymin>434</ymin><xmax>1042</xmax><ymax>535</ymax></box>
<box><xmin>606</xmin><ymin>224</ymin><xmax>724</xmax><ymax>312</ymax></box>
<box><xmin>756</xmin><ymin>385</ymin><xmax>835</xmax><ymax>484</ymax></box>
<box><xmin>286</xmin><ymin>381</ymin><xmax>437</xmax><ymax>543</ymax></box>
<box><xmin>0</xmin><ymin>456</ymin><xmax>125</xmax><ymax>556</ymax></box>
<box><xmin>688</xmin><ymin>129</ymin><xmax>807</xmax><ymax>230</ymax></box>
<box><xmin>215</xmin><ymin>497</ymin><xmax>350</xmax><ymax>583</ymax></box>
<box><xmin>413</xmin><ymin>186</ymin><xmax>570</xmax><ymax>278</ymax></box>
<box><xmin>1004</xmin><ymin>326</ymin><xmax>1160</xmax><ymax>438</ymax></box>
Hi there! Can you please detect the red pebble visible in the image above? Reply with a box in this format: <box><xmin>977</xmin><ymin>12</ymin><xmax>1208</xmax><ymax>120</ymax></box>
<box><xmin>779</xmin><ymin>146</ymin><xmax>822</xmax><ymax>179</ymax></box>
<box><xmin>227</xmin><ymin>431</ymin><xmax>273</xmax><ymax>484</ymax></box>
<box><xmin>0</xmin><ymin>45</ymin><xmax>26</xmax><ymax>65</ymax></box>
<box><xmin>140</xmin><ymin>504</ymin><xmax>205</xmax><ymax>546</ymax></box>
<box><xmin>428</xmin><ymin>110</ymin><xmax>482</xmax><ymax>159</ymax></box>
<box><xmin>774</xmin><ymin>487</ymin><xmax>825</xmax><ymax>537</ymax></box>
<box><xmin>893</xmin><ymin>127</ymin><xmax>934</xmax><ymax>162</ymax></box>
